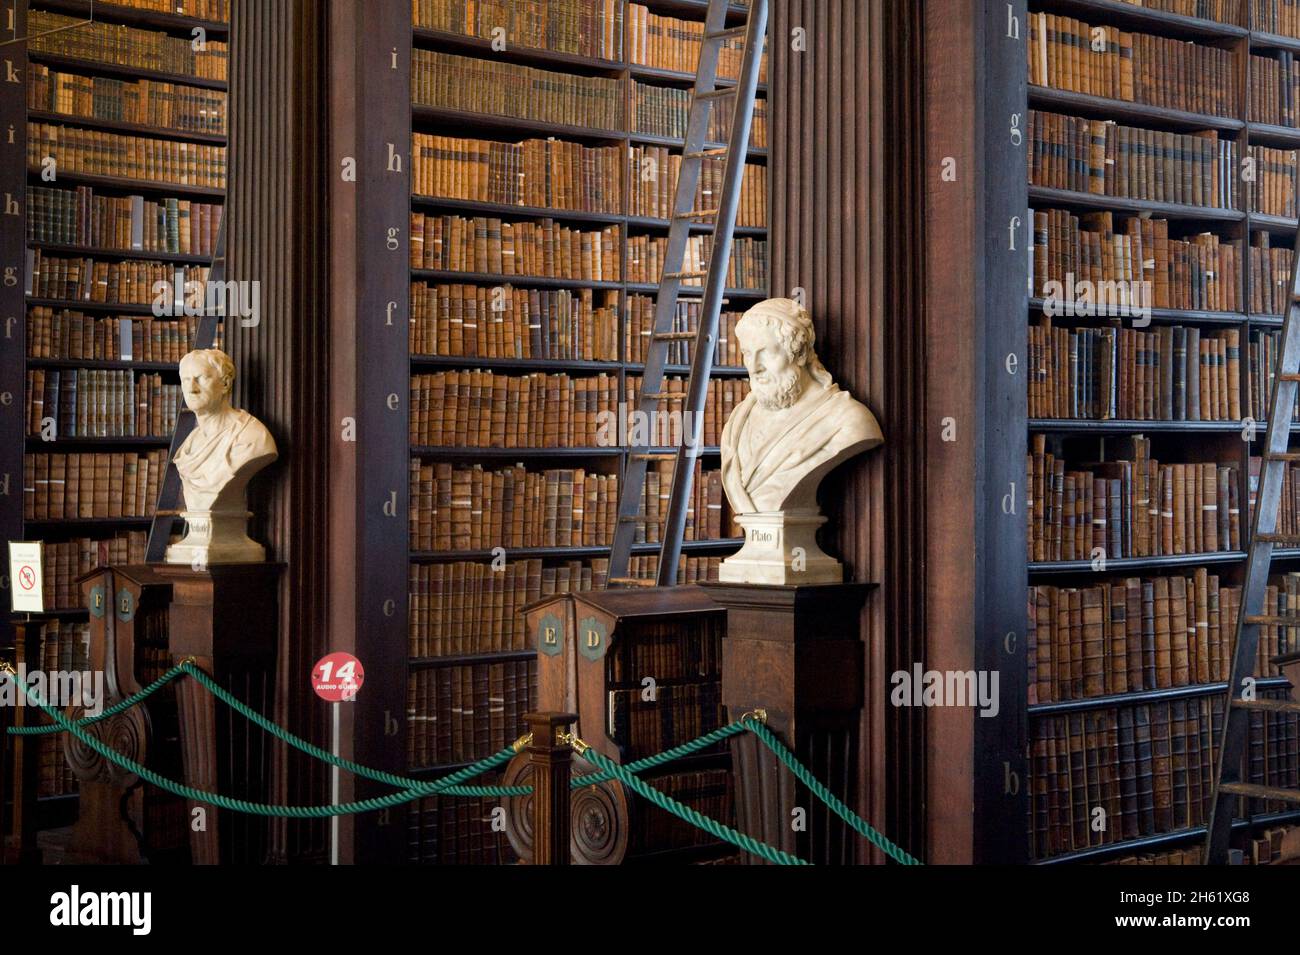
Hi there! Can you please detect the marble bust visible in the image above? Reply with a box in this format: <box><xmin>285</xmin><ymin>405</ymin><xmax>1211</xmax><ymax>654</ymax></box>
<box><xmin>719</xmin><ymin>298</ymin><xmax>883</xmax><ymax>584</ymax></box>
<box><xmin>164</xmin><ymin>348</ymin><xmax>278</xmax><ymax>566</ymax></box>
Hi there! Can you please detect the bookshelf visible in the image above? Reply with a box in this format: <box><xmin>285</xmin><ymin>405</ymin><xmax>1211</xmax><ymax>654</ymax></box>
<box><xmin>400</xmin><ymin>0</ymin><xmax>768</xmax><ymax>863</ymax></box>
<box><xmin>0</xmin><ymin>0</ymin><xmax>228</xmax><ymax>825</ymax></box>
<box><xmin>1023</xmin><ymin>0</ymin><xmax>1300</xmax><ymax>863</ymax></box>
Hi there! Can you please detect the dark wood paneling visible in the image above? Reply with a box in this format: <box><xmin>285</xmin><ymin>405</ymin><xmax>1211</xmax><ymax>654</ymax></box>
<box><xmin>228</xmin><ymin>0</ymin><xmax>332</xmax><ymax>863</ymax></box>
<box><xmin>770</xmin><ymin>0</ymin><xmax>924</xmax><ymax>863</ymax></box>
<box><xmin>326</xmin><ymin>0</ymin><xmax>410</xmax><ymax>865</ymax></box>
<box><xmin>0</xmin><ymin>0</ymin><xmax>27</xmax><ymax>638</ymax></box>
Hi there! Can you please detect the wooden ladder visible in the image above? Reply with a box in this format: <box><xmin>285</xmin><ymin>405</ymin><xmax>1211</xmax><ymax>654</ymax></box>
<box><xmin>1204</xmin><ymin>217</ymin><xmax>1300</xmax><ymax>862</ymax></box>
<box><xmin>606</xmin><ymin>0</ymin><xmax>768</xmax><ymax>588</ymax></box>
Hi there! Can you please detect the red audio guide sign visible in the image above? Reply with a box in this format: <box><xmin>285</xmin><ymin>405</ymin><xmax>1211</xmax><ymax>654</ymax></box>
<box><xmin>312</xmin><ymin>652</ymin><xmax>364</xmax><ymax>702</ymax></box>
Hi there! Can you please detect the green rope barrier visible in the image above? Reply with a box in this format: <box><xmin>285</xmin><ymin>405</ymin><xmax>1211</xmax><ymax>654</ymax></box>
<box><xmin>6</xmin><ymin>661</ymin><xmax>190</xmax><ymax>735</ymax></box>
<box><xmin>742</xmin><ymin>717</ymin><xmax>923</xmax><ymax>866</ymax></box>
<box><xmin>173</xmin><ymin>662</ymin><xmax>531</xmax><ymax>798</ymax></box>
<box><xmin>573</xmin><ymin>740</ymin><xmax>809</xmax><ymax>865</ymax></box>
<box><xmin>2</xmin><ymin>667</ymin><xmax>520</xmax><ymax>816</ymax></box>
<box><xmin>570</xmin><ymin>719</ymin><xmax>748</xmax><ymax>789</ymax></box>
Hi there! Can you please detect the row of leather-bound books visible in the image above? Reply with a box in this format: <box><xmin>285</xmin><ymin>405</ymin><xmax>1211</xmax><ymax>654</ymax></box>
<box><xmin>406</xmin><ymin>792</ymin><xmax>517</xmax><ymax>865</ymax></box>
<box><xmin>408</xmin><ymin>558</ymin><xmax>604</xmax><ymax>658</ymax></box>
<box><xmin>1254</xmin><ymin>0</ymin><xmax>1300</xmax><ymax>37</ymax></box>
<box><xmin>1028</xmin><ymin>572</ymin><xmax>1294</xmax><ymax>705</ymax></box>
<box><xmin>1251</xmin><ymin>234</ymin><xmax>1296</xmax><ymax>315</ymax></box>
<box><xmin>624</xmin><ymin>376</ymin><xmax>750</xmax><ymax>448</ymax></box>
<box><xmin>1247</xmin><ymin>145</ymin><xmax>1300</xmax><ymax>218</ymax></box>
<box><xmin>409</xmin><ymin>213</ymin><xmax>621</xmax><ymax>280</ymax></box>
<box><xmin>407</xmin><ymin>283</ymin><xmax>620</xmax><ymax>360</ymax></box>
<box><xmin>626</xmin><ymin>234</ymin><xmax>768</xmax><ymax>288</ymax></box>
<box><xmin>406</xmin><ymin>460</ymin><xmax>732</xmax><ymax>551</ymax></box>
<box><xmin>1095</xmin><ymin>0</ymin><xmax>1243</xmax><ymax>26</ymax></box>
<box><xmin>406</xmin><ymin>660</ymin><xmax>536</xmax><ymax>767</ymax></box>
<box><xmin>41</xmin><ymin>532</ymin><xmax>146</xmax><ymax>611</ymax></box>
<box><xmin>26</xmin><ymin>65</ymin><xmax>228</xmax><ymax>136</ymax></box>
<box><xmin>27</xmin><ymin>186</ymin><xmax>223</xmax><ymax>257</ymax></box>
<box><xmin>1250</xmin><ymin>51</ymin><xmax>1300</xmax><ymax>128</ymax></box>
<box><xmin>1027</xmin><ymin>13</ymin><xmax>1236</xmax><ymax>115</ymax></box>
<box><xmin>24</xmin><ymin>450</ymin><xmax>168</xmax><ymax>520</ymax></box>
<box><xmin>32</xmin><ymin>621</ymin><xmax>91</xmax><ymax>797</ymax></box>
<box><xmin>26</xmin><ymin>251</ymin><xmax>210</xmax><ymax>307</ymax></box>
<box><xmin>627</xmin><ymin>146</ymin><xmax>767</xmax><ymax>227</ymax></box>
<box><xmin>407</xmin><ymin>370</ymin><xmax>748</xmax><ymax>447</ymax></box>
<box><xmin>611</xmin><ymin>682</ymin><xmax>725</xmax><ymax>760</ymax></box>
<box><xmin>27</xmin><ymin>11</ymin><xmax>229</xmax><ymax>81</ymax></box>
<box><xmin>25</xmin><ymin>369</ymin><xmax>180</xmax><ymax>438</ymax></box>
<box><xmin>1027</xmin><ymin>110</ymin><xmax>1240</xmax><ymax>209</ymax></box>
<box><xmin>1028</xmin><ymin>322</ymin><xmax>1244</xmax><ymax>421</ymax></box>
<box><xmin>412</xmin><ymin>48</ymin><xmax>624</xmax><ymax>129</ymax></box>
<box><xmin>626</xmin><ymin>2</ymin><xmax>766</xmax><ymax>82</ymax></box>
<box><xmin>412</xmin><ymin>0</ymin><xmax>625</xmax><ymax>61</ymax></box>
<box><xmin>634</xmin><ymin>83</ymin><xmax>768</xmax><ymax>149</ymax></box>
<box><xmin>1103</xmin><ymin>824</ymin><xmax>1298</xmax><ymax>864</ymax></box>
<box><xmin>1030</xmin><ymin>694</ymin><xmax>1300</xmax><ymax>859</ymax></box>
<box><xmin>412</xmin><ymin>134</ymin><xmax>623</xmax><ymax>213</ymax></box>
<box><xmin>625</xmin><ymin>299</ymin><xmax>748</xmax><ymax>366</ymax></box>
<box><xmin>607</xmin><ymin>618</ymin><xmax>724</xmax><ymax>685</ymax></box>
<box><xmin>1030</xmin><ymin>209</ymin><xmax>1241</xmax><ymax>313</ymax></box>
<box><xmin>1247</xmin><ymin>327</ymin><xmax>1300</xmax><ymax>420</ymax></box>
<box><xmin>27</xmin><ymin>123</ymin><xmax>227</xmax><ymax>189</ymax></box>
<box><xmin>81</xmin><ymin>0</ymin><xmax>229</xmax><ymax>19</ymax></box>
<box><xmin>1027</xmin><ymin>435</ymin><xmax>1241</xmax><ymax>562</ymax></box>
<box><xmin>26</xmin><ymin>308</ymin><xmax>217</xmax><ymax>364</ymax></box>
<box><xmin>409</xmin><ymin>371</ymin><xmax>618</xmax><ymax>447</ymax></box>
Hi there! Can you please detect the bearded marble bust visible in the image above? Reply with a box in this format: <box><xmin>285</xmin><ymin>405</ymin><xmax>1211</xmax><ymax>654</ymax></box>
<box><xmin>164</xmin><ymin>348</ymin><xmax>278</xmax><ymax>566</ymax></box>
<box><xmin>718</xmin><ymin>298</ymin><xmax>883</xmax><ymax>584</ymax></box>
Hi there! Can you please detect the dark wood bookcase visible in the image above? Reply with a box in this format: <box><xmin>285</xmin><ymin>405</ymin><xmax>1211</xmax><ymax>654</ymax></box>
<box><xmin>1020</xmin><ymin>0</ymin><xmax>1300</xmax><ymax>863</ymax></box>
<box><xmin>393</xmin><ymin>0</ymin><xmax>769</xmax><ymax>864</ymax></box>
<box><xmin>0</xmin><ymin>0</ymin><xmax>227</xmax><ymax>835</ymax></box>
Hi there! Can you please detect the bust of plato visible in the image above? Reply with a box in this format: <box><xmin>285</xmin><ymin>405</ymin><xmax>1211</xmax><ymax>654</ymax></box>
<box><xmin>720</xmin><ymin>298</ymin><xmax>882</xmax><ymax>515</ymax></box>
<box><xmin>173</xmin><ymin>348</ymin><xmax>278</xmax><ymax>513</ymax></box>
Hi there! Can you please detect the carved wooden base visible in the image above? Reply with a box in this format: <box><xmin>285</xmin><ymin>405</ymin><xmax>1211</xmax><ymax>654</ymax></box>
<box><xmin>700</xmin><ymin>581</ymin><xmax>873</xmax><ymax>865</ymax></box>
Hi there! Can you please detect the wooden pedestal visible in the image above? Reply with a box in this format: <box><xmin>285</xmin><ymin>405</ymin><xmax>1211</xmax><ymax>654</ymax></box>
<box><xmin>65</xmin><ymin>563</ymin><xmax>280</xmax><ymax>865</ymax></box>
<box><xmin>1</xmin><ymin>623</ymin><xmax>42</xmax><ymax>864</ymax></box>
<box><xmin>700</xmin><ymin>581</ymin><xmax>873</xmax><ymax>865</ymax></box>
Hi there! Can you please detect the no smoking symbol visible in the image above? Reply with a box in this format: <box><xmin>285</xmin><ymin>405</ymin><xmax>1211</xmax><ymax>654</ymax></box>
<box><xmin>18</xmin><ymin>566</ymin><xmax>35</xmax><ymax>591</ymax></box>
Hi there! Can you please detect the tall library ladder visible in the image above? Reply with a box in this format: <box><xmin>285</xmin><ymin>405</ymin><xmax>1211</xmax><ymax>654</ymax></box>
<box><xmin>1205</xmin><ymin>215</ymin><xmax>1300</xmax><ymax>863</ymax></box>
<box><xmin>144</xmin><ymin>213</ymin><xmax>227</xmax><ymax>563</ymax></box>
<box><xmin>606</xmin><ymin>0</ymin><xmax>768</xmax><ymax>588</ymax></box>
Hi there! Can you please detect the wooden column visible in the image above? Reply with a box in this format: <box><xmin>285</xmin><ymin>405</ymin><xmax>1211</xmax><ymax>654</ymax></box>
<box><xmin>921</xmin><ymin>0</ymin><xmax>1028</xmax><ymax>864</ymax></box>
<box><xmin>325</xmin><ymin>0</ymin><xmax>410</xmax><ymax>864</ymax></box>
<box><xmin>769</xmin><ymin>0</ymin><xmax>926</xmax><ymax>862</ymax></box>
<box><xmin>226</xmin><ymin>0</ymin><xmax>335</xmax><ymax>863</ymax></box>
<box><xmin>523</xmin><ymin>712</ymin><xmax>577</xmax><ymax>865</ymax></box>
<box><xmin>0</xmin><ymin>0</ymin><xmax>26</xmax><ymax>644</ymax></box>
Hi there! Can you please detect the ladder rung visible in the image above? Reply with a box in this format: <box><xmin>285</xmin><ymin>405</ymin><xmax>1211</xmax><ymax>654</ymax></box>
<box><xmin>642</xmin><ymin>392</ymin><xmax>688</xmax><ymax>401</ymax></box>
<box><xmin>631</xmin><ymin>452</ymin><xmax>677</xmax><ymax>460</ymax></box>
<box><xmin>686</xmin><ymin>148</ymin><xmax>728</xmax><ymax>159</ymax></box>
<box><xmin>696</xmin><ymin>88</ymin><xmax>737</xmax><ymax>100</ymax></box>
<box><xmin>607</xmin><ymin>577</ymin><xmax>657</xmax><ymax>587</ymax></box>
<box><xmin>664</xmin><ymin>270</ymin><xmax>708</xmax><ymax>279</ymax></box>
<box><xmin>1264</xmin><ymin>452</ymin><xmax>1300</xmax><ymax>462</ymax></box>
<box><xmin>1232</xmin><ymin>698</ymin><xmax>1300</xmax><ymax>714</ymax></box>
<box><xmin>652</xmin><ymin>331</ymin><xmax>697</xmax><ymax>341</ymax></box>
<box><xmin>706</xmin><ymin>26</ymin><xmax>748</xmax><ymax>41</ymax></box>
<box><xmin>617</xmin><ymin>514</ymin><xmax>639</xmax><ymax>522</ymax></box>
<box><xmin>1272</xmin><ymin>649</ymin><xmax>1300</xmax><ymax>667</ymax></box>
<box><xmin>1254</xmin><ymin>533</ymin><xmax>1300</xmax><ymax>544</ymax></box>
<box><xmin>675</xmin><ymin>208</ymin><xmax>719</xmax><ymax>219</ymax></box>
<box><xmin>1220</xmin><ymin>782</ymin><xmax>1300</xmax><ymax>803</ymax></box>
<box><xmin>1245</xmin><ymin>614</ymin><xmax>1300</xmax><ymax>626</ymax></box>
<box><xmin>1278</xmin><ymin>373</ymin><xmax>1300</xmax><ymax>382</ymax></box>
